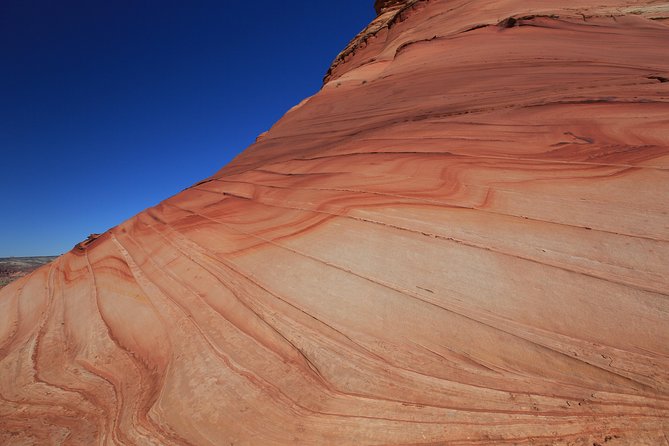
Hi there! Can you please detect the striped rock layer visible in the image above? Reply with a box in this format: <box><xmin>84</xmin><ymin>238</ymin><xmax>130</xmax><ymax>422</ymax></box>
<box><xmin>2</xmin><ymin>1</ymin><xmax>669</xmax><ymax>444</ymax></box>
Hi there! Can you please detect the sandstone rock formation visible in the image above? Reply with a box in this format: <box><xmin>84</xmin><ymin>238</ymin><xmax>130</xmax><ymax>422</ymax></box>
<box><xmin>2</xmin><ymin>1</ymin><xmax>669</xmax><ymax>444</ymax></box>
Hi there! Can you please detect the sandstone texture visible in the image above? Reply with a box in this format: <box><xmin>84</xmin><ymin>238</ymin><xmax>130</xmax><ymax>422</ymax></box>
<box><xmin>2</xmin><ymin>1</ymin><xmax>669</xmax><ymax>444</ymax></box>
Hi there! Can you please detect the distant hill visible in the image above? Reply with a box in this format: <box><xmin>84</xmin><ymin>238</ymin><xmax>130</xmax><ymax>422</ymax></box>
<box><xmin>0</xmin><ymin>256</ymin><xmax>58</xmax><ymax>288</ymax></box>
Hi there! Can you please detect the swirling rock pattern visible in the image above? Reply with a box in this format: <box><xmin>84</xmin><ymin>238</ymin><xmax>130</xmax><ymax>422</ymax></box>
<box><xmin>2</xmin><ymin>1</ymin><xmax>669</xmax><ymax>444</ymax></box>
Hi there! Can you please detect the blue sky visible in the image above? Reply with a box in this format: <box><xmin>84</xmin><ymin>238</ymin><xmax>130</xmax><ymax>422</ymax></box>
<box><xmin>0</xmin><ymin>1</ymin><xmax>374</xmax><ymax>257</ymax></box>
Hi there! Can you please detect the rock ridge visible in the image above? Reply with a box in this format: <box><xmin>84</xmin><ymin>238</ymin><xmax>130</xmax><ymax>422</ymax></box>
<box><xmin>374</xmin><ymin>0</ymin><xmax>414</xmax><ymax>15</ymax></box>
<box><xmin>324</xmin><ymin>0</ymin><xmax>422</xmax><ymax>84</ymax></box>
<box><xmin>1</xmin><ymin>0</ymin><xmax>668</xmax><ymax>444</ymax></box>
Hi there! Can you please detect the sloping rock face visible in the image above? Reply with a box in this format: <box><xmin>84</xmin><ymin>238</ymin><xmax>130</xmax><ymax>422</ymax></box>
<box><xmin>2</xmin><ymin>1</ymin><xmax>669</xmax><ymax>444</ymax></box>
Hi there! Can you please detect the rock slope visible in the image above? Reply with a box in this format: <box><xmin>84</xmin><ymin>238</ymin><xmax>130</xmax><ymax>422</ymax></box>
<box><xmin>1</xmin><ymin>0</ymin><xmax>669</xmax><ymax>444</ymax></box>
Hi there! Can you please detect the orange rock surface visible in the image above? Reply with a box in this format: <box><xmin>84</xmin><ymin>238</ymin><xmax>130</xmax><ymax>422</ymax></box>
<box><xmin>2</xmin><ymin>1</ymin><xmax>669</xmax><ymax>444</ymax></box>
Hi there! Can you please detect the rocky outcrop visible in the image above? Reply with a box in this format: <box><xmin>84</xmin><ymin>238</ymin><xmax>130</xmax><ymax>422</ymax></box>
<box><xmin>1</xmin><ymin>0</ymin><xmax>669</xmax><ymax>444</ymax></box>
<box><xmin>374</xmin><ymin>0</ymin><xmax>411</xmax><ymax>15</ymax></box>
<box><xmin>324</xmin><ymin>0</ymin><xmax>420</xmax><ymax>84</ymax></box>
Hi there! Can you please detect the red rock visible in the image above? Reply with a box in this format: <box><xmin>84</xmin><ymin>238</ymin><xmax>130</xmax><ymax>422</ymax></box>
<box><xmin>1</xmin><ymin>1</ymin><xmax>668</xmax><ymax>444</ymax></box>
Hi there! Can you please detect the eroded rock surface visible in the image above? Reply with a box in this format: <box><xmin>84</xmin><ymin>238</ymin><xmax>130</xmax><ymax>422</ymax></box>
<box><xmin>1</xmin><ymin>0</ymin><xmax>669</xmax><ymax>444</ymax></box>
<box><xmin>374</xmin><ymin>0</ymin><xmax>407</xmax><ymax>15</ymax></box>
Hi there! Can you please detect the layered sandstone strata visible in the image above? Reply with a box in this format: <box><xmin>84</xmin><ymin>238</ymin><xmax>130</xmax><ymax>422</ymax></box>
<box><xmin>1</xmin><ymin>1</ymin><xmax>668</xmax><ymax>444</ymax></box>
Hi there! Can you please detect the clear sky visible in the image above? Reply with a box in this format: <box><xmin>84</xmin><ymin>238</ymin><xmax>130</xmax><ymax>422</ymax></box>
<box><xmin>0</xmin><ymin>1</ymin><xmax>375</xmax><ymax>257</ymax></box>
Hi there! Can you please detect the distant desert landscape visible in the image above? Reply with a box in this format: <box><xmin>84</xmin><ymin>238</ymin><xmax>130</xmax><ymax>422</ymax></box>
<box><xmin>0</xmin><ymin>256</ymin><xmax>57</xmax><ymax>288</ymax></box>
